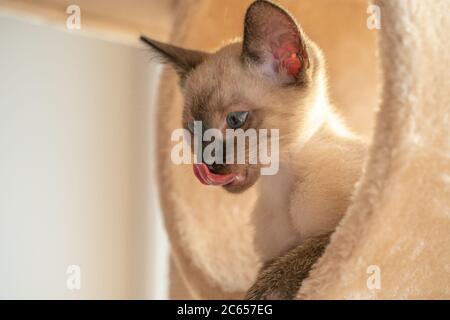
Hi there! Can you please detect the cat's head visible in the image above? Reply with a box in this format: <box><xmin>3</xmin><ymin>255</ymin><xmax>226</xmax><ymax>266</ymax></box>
<box><xmin>142</xmin><ymin>0</ymin><xmax>327</xmax><ymax>193</ymax></box>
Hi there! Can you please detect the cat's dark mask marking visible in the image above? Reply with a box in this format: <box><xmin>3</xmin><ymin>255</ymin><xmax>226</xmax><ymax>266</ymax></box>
<box><xmin>140</xmin><ymin>36</ymin><xmax>209</xmax><ymax>86</ymax></box>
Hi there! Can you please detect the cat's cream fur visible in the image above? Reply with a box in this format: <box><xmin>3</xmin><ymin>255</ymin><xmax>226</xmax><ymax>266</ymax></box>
<box><xmin>145</xmin><ymin>1</ymin><xmax>366</xmax><ymax>260</ymax></box>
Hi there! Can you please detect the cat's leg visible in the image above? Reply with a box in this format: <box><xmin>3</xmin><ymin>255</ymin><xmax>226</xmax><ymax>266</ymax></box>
<box><xmin>246</xmin><ymin>232</ymin><xmax>331</xmax><ymax>300</ymax></box>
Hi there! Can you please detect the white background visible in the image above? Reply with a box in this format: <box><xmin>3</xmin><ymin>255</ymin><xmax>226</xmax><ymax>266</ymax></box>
<box><xmin>0</xmin><ymin>14</ymin><xmax>168</xmax><ymax>299</ymax></box>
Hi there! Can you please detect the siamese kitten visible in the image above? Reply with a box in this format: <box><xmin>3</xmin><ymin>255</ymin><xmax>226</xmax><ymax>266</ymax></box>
<box><xmin>142</xmin><ymin>0</ymin><xmax>366</xmax><ymax>299</ymax></box>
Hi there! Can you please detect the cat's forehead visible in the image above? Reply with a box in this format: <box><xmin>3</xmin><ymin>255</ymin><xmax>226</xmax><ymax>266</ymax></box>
<box><xmin>184</xmin><ymin>44</ymin><xmax>246</xmax><ymax>117</ymax></box>
<box><xmin>185</xmin><ymin>82</ymin><xmax>249</xmax><ymax>122</ymax></box>
<box><xmin>186</xmin><ymin>85</ymin><xmax>220</xmax><ymax>120</ymax></box>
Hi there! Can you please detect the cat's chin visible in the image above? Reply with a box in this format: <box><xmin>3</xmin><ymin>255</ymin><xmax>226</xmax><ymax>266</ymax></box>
<box><xmin>222</xmin><ymin>167</ymin><xmax>260</xmax><ymax>194</ymax></box>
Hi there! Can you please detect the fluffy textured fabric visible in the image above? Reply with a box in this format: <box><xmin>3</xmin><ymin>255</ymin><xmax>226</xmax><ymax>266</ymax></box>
<box><xmin>298</xmin><ymin>0</ymin><xmax>450</xmax><ymax>299</ymax></box>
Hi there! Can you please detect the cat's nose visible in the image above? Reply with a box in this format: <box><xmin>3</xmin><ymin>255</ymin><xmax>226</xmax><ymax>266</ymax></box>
<box><xmin>207</xmin><ymin>162</ymin><xmax>225</xmax><ymax>174</ymax></box>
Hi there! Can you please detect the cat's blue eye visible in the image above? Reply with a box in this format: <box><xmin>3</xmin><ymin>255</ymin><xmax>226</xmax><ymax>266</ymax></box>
<box><xmin>226</xmin><ymin>111</ymin><xmax>249</xmax><ymax>129</ymax></box>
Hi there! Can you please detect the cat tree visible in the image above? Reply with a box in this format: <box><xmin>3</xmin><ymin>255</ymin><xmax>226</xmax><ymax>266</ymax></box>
<box><xmin>298</xmin><ymin>0</ymin><xmax>450</xmax><ymax>299</ymax></box>
<box><xmin>157</xmin><ymin>0</ymin><xmax>450</xmax><ymax>299</ymax></box>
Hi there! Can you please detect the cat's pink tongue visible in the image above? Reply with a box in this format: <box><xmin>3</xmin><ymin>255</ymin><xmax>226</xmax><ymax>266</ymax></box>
<box><xmin>193</xmin><ymin>163</ymin><xmax>236</xmax><ymax>186</ymax></box>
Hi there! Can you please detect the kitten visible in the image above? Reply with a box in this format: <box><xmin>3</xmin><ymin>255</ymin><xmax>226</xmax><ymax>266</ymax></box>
<box><xmin>142</xmin><ymin>0</ymin><xmax>366</xmax><ymax>299</ymax></box>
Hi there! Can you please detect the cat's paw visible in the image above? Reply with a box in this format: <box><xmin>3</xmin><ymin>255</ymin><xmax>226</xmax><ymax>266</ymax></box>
<box><xmin>245</xmin><ymin>234</ymin><xmax>331</xmax><ymax>300</ymax></box>
<box><xmin>245</xmin><ymin>260</ymin><xmax>301</xmax><ymax>300</ymax></box>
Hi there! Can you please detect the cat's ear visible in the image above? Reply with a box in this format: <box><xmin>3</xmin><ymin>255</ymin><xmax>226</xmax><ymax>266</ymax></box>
<box><xmin>140</xmin><ymin>36</ymin><xmax>209</xmax><ymax>85</ymax></box>
<box><xmin>241</xmin><ymin>0</ymin><xmax>309</xmax><ymax>85</ymax></box>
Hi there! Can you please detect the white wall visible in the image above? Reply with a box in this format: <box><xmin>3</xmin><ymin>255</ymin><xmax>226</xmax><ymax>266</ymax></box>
<box><xmin>0</xmin><ymin>14</ymin><xmax>168</xmax><ymax>299</ymax></box>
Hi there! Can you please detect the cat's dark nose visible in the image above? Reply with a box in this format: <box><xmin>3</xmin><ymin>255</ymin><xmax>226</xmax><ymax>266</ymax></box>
<box><xmin>207</xmin><ymin>162</ymin><xmax>225</xmax><ymax>174</ymax></box>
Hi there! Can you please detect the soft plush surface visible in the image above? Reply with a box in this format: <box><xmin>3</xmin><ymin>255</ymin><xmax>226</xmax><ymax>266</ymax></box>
<box><xmin>298</xmin><ymin>0</ymin><xmax>450</xmax><ymax>299</ymax></box>
<box><xmin>154</xmin><ymin>0</ymin><xmax>447</xmax><ymax>299</ymax></box>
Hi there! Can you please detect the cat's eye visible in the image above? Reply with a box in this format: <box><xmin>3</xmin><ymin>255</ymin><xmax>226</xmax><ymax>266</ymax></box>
<box><xmin>226</xmin><ymin>111</ymin><xmax>249</xmax><ymax>129</ymax></box>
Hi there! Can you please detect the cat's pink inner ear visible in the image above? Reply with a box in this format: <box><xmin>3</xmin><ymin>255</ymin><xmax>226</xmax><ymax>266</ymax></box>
<box><xmin>243</xmin><ymin>1</ymin><xmax>309</xmax><ymax>82</ymax></box>
<box><xmin>271</xmin><ymin>40</ymin><xmax>303</xmax><ymax>77</ymax></box>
